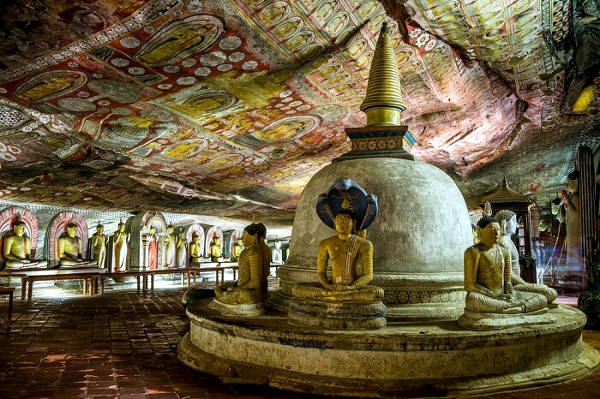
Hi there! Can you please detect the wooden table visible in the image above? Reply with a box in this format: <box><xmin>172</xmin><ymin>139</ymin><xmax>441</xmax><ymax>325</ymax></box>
<box><xmin>23</xmin><ymin>268</ymin><xmax>107</xmax><ymax>301</ymax></box>
<box><xmin>0</xmin><ymin>287</ymin><xmax>15</xmax><ymax>328</ymax></box>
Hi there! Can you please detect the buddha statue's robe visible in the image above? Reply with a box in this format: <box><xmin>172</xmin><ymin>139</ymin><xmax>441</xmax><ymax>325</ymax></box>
<box><xmin>176</xmin><ymin>236</ymin><xmax>187</xmax><ymax>268</ymax></box>
<box><xmin>148</xmin><ymin>235</ymin><xmax>158</xmax><ymax>270</ymax></box>
<box><xmin>464</xmin><ymin>244</ymin><xmax>547</xmax><ymax>314</ymax></box>
<box><xmin>164</xmin><ymin>233</ymin><xmax>176</xmax><ymax>267</ymax></box>
<box><xmin>293</xmin><ymin>234</ymin><xmax>384</xmax><ymax>303</ymax></box>
<box><xmin>91</xmin><ymin>232</ymin><xmax>106</xmax><ymax>268</ymax></box>
<box><xmin>113</xmin><ymin>231</ymin><xmax>128</xmax><ymax>271</ymax></box>
<box><xmin>498</xmin><ymin>236</ymin><xmax>557</xmax><ymax>303</ymax></box>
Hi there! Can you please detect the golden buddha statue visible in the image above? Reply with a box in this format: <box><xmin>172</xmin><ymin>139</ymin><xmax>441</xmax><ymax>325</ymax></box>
<box><xmin>495</xmin><ymin>209</ymin><xmax>557</xmax><ymax>304</ymax></box>
<box><xmin>210</xmin><ymin>236</ymin><xmax>222</xmax><ymax>262</ymax></box>
<box><xmin>215</xmin><ymin>223</ymin><xmax>270</xmax><ymax>305</ymax></box>
<box><xmin>189</xmin><ymin>233</ymin><xmax>202</xmax><ymax>264</ymax></box>
<box><xmin>113</xmin><ymin>219</ymin><xmax>129</xmax><ymax>271</ymax></box>
<box><xmin>293</xmin><ymin>178</ymin><xmax>383</xmax><ymax>303</ymax></box>
<box><xmin>91</xmin><ymin>223</ymin><xmax>107</xmax><ymax>268</ymax></box>
<box><xmin>3</xmin><ymin>221</ymin><xmax>40</xmax><ymax>269</ymax></box>
<box><xmin>57</xmin><ymin>223</ymin><xmax>86</xmax><ymax>267</ymax></box>
<box><xmin>176</xmin><ymin>230</ymin><xmax>187</xmax><ymax>268</ymax></box>
<box><xmin>232</xmin><ymin>238</ymin><xmax>243</xmax><ymax>261</ymax></box>
<box><xmin>463</xmin><ymin>215</ymin><xmax>548</xmax><ymax>314</ymax></box>
<box><xmin>163</xmin><ymin>224</ymin><xmax>176</xmax><ymax>267</ymax></box>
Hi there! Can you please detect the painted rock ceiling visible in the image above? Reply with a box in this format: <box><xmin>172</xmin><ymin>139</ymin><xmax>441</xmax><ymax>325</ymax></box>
<box><xmin>0</xmin><ymin>0</ymin><xmax>598</xmax><ymax>222</ymax></box>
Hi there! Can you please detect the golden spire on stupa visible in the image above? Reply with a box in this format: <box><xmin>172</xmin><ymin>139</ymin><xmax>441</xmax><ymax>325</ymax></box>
<box><xmin>360</xmin><ymin>21</ymin><xmax>406</xmax><ymax>127</ymax></box>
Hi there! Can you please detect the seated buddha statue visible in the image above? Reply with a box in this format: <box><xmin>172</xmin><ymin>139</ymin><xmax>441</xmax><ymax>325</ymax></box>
<box><xmin>495</xmin><ymin>209</ymin><xmax>557</xmax><ymax>305</ymax></box>
<box><xmin>289</xmin><ymin>178</ymin><xmax>385</xmax><ymax>329</ymax></box>
<box><xmin>57</xmin><ymin>223</ymin><xmax>87</xmax><ymax>267</ymax></box>
<box><xmin>189</xmin><ymin>234</ymin><xmax>202</xmax><ymax>264</ymax></box>
<box><xmin>3</xmin><ymin>221</ymin><xmax>41</xmax><ymax>269</ymax></box>
<box><xmin>210</xmin><ymin>237</ymin><xmax>222</xmax><ymax>262</ymax></box>
<box><xmin>214</xmin><ymin>223</ymin><xmax>270</xmax><ymax>306</ymax></box>
<box><xmin>271</xmin><ymin>240</ymin><xmax>283</xmax><ymax>264</ymax></box>
<box><xmin>293</xmin><ymin>213</ymin><xmax>383</xmax><ymax>302</ymax></box>
<box><xmin>462</xmin><ymin>215</ymin><xmax>548</xmax><ymax>315</ymax></box>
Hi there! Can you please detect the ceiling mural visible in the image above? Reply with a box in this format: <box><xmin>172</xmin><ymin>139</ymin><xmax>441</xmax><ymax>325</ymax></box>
<box><xmin>0</xmin><ymin>0</ymin><xmax>598</xmax><ymax>221</ymax></box>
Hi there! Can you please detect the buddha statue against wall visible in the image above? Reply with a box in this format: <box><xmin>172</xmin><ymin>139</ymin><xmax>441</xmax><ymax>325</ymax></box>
<box><xmin>113</xmin><ymin>219</ymin><xmax>129</xmax><ymax>271</ymax></box>
<box><xmin>189</xmin><ymin>234</ymin><xmax>202</xmax><ymax>264</ymax></box>
<box><xmin>232</xmin><ymin>238</ymin><xmax>243</xmax><ymax>261</ymax></box>
<box><xmin>210</xmin><ymin>236</ymin><xmax>222</xmax><ymax>262</ymax></box>
<box><xmin>164</xmin><ymin>224</ymin><xmax>176</xmax><ymax>267</ymax></box>
<box><xmin>176</xmin><ymin>230</ymin><xmax>187</xmax><ymax>268</ymax></box>
<box><xmin>3</xmin><ymin>221</ymin><xmax>40</xmax><ymax>269</ymax></box>
<box><xmin>57</xmin><ymin>223</ymin><xmax>86</xmax><ymax>267</ymax></box>
<box><xmin>91</xmin><ymin>223</ymin><xmax>107</xmax><ymax>268</ymax></box>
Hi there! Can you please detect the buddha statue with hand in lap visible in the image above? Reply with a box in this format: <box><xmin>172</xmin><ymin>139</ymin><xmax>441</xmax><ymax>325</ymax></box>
<box><xmin>290</xmin><ymin>178</ymin><xmax>386</xmax><ymax>329</ymax></box>
<box><xmin>495</xmin><ymin>209</ymin><xmax>557</xmax><ymax>305</ymax></box>
<box><xmin>57</xmin><ymin>223</ymin><xmax>87</xmax><ymax>267</ymax></box>
<box><xmin>459</xmin><ymin>204</ymin><xmax>554</xmax><ymax>330</ymax></box>
<box><xmin>212</xmin><ymin>223</ymin><xmax>270</xmax><ymax>315</ymax></box>
<box><xmin>3</xmin><ymin>221</ymin><xmax>41</xmax><ymax>269</ymax></box>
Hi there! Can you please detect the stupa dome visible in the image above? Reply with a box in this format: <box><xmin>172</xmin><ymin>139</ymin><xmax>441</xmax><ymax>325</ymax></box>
<box><xmin>275</xmin><ymin>157</ymin><xmax>473</xmax><ymax>320</ymax></box>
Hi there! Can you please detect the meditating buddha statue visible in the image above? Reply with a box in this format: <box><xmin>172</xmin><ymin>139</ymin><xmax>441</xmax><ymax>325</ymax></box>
<box><xmin>495</xmin><ymin>209</ymin><xmax>557</xmax><ymax>304</ymax></box>
<box><xmin>91</xmin><ymin>223</ymin><xmax>107</xmax><ymax>268</ymax></box>
<box><xmin>289</xmin><ymin>178</ymin><xmax>386</xmax><ymax>329</ymax></box>
<box><xmin>210</xmin><ymin>236</ymin><xmax>222</xmax><ymax>262</ymax></box>
<box><xmin>57</xmin><ymin>223</ymin><xmax>86</xmax><ymax>267</ymax></box>
<box><xmin>232</xmin><ymin>238</ymin><xmax>243</xmax><ymax>261</ymax></box>
<box><xmin>189</xmin><ymin>234</ymin><xmax>202</xmax><ymax>264</ymax></box>
<box><xmin>176</xmin><ymin>230</ymin><xmax>187</xmax><ymax>268</ymax></box>
<box><xmin>113</xmin><ymin>219</ymin><xmax>129</xmax><ymax>271</ymax></box>
<box><xmin>461</xmin><ymin>213</ymin><xmax>549</xmax><ymax>324</ymax></box>
<box><xmin>164</xmin><ymin>224</ymin><xmax>176</xmax><ymax>267</ymax></box>
<box><xmin>214</xmin><ymin>223</ymin><xmax>270</xmax><ymax>306</ymax></box>
<box><xmin>3</xmin><ymin>221</ymin><xmax>40</xmax><ymax>269</ymax></box>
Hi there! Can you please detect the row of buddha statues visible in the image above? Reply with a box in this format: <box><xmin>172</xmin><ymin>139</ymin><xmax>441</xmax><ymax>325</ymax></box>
<box><xmin>209</xmin><ymin>178</ymin><xmax>558</xmax><ymax>331</ymax></box>
<box><xmin>0</xmin><ymin>208</ymin><xmax>286</xmax><ymax>271</ymax></box>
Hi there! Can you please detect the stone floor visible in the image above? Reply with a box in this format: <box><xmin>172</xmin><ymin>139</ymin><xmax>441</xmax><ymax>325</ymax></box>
<box><xmin>0</xmin><ymin>288</ymin><xmax>598</xmax><ymax>399</ymax></box>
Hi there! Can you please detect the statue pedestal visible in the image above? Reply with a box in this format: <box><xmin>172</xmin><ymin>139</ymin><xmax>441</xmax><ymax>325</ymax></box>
<box><xmin>288</xmin><ymin>297</ymin><xmax>386</xmax><ymax>330</ymax></box>
<box><xmin>179</xmin><ymin>301</ymin><xmax>599</xmax><ymax>397</ymax></box>
<box><xmin>59</xmin><ymin>260</ymin><xmax>97</xmax><ymax>268</ymax></box>
<box><xmin>208</xmin><ymin>298</ymin><xmax>265</xmax><ymax>317</ymax></box>
<box><xmin>4</xmin><ymin>260</ymin><xmax>47</xmax><ymax>270</ymax></box>
<box><xmin>458</xmin><ymin>308</ymin><xmax>556</xmax><ymax>331</ymax></box>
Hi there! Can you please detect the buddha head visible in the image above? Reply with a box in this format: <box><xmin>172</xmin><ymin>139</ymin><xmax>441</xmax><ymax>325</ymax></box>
<box><xmin>149</xmin><ymin>225</ymin><xmax>156</xmax><ymax>236</ymax></box>
<box><xmin>118</xmin><ymin>219</ymin><xmax>126</xmax><ymax>233</ymax></box>
<box><xmin>274</xmin><ymin>240</ymin><xmax>281</xmax><ymax>249</ymax></box>
<box><xmin>96</xmin><ymin>223</ymin><xmax>104</xmax><ymax>234</ymax></box>
<box><xmin>334</xmin><ymin>213</ymin><xmax>354</xmax><ymax>237</ymax></box>
<box><xmin>567</xmin><ymin>170</ymin><xmax>579</xmax><ymax>194</ymax></box>
<box><xmin>192</xmin><ymin>233</ymin><xmax>200</xmax><ymax>244</ymax></box>
<box><xmin>66</xmin><ymin>223</ymin><xmax>78</xmax><ymax>238</ymax></box>
<box><xmin>13</xmin><ymin>221</ymin><xmax>26</xmax><ymax>237</ymax></box>
<box><xmin>476</xmin><ymin>216</ymin><xmax>500</xmax><ymax>246</ymax></box>
<box><xmin>236</xmin><ymin>238</ymin><xmax>243</xmax><ymax>246</ymax></box>
<box><xmin>551</xmin><ymin>197</ymin><xmax>562</xmax><ymax>215</ymax></box>
<box><xmin>213</xmin><ymin>237</ymin><xmax>221</xmax><ymax>246</ymax></box>
<box><xmin>243</xmin><ymin>223</ymin><xmax>266</xmax><ymax>248</ymax></box>
<box><xmin>178</xmin><ymin>230</ymin><xmax>185</xmax><ymax>239</ymax></box>
<box><xmin>495</xmin><ymin>210</ymin><xmax>517</xmax><ymax>236</ymax></box>
<box><xmin>167</xmin><ymin>224</ymin><xmax>174</xmax><ymax>235</ymax></box>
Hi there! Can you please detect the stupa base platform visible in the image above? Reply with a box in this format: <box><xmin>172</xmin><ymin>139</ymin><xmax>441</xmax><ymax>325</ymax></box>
<box><xmin>288</xmin><ymin>297</ymin><xmax>387</xmax><ymax>330</ymax></box>
<box><xmin>458</xmin><ymin>308</ymin><xmax>556</xmax><ymax>331</ymax></box>
<box><xmin>178</xmin><ymin>300</ymin><xmax>599</xmax><ymax>398</ymax></box>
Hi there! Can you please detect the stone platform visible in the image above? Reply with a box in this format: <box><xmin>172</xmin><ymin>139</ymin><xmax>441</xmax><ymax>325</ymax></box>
<box><xmin>178</xmin><ymin>299</ymin><xmax>600</xmax><ymax>398</ymax></box>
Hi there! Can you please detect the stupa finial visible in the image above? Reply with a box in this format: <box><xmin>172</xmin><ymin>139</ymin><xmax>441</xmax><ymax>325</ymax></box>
<box><xmin>360</xmin><ymin>21</ymin><xmax>406</xmax><ymax>127</ymax></box>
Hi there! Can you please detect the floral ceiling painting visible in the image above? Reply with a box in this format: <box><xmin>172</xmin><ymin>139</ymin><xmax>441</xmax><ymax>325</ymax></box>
<box><xmin>0</xmin><ymin>0</ymin><xmax>598</xmax><ymax>221</ymax></box>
